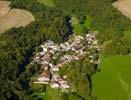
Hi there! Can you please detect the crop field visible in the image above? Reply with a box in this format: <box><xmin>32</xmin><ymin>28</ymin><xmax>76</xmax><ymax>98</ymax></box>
<box><xmin>37</xmin><ymin>0</ymin><xmax>54</xmax><ymax>7</ymax></box>
<box><xmin>92</xmin><ymin>55</ymin><xmax>131</xmax><ymax>100</ymax></box>
<box><xmin>113</xmin><ymin>0</ymin><xmax>131</xmax><ymax>20</ymax></box>
<box><xmin>0</xmin><ymin>9</ymin><xmax>35</xmax><ymax>34</ymax></box>
<box><xmin>0</xmin><ymin>1</ymin><xmax>11</xmax><ymax>17</ymax></box>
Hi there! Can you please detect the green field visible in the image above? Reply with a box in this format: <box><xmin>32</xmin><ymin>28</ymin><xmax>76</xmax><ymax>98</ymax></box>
<box><xmin>83</xmin><ymin>16</ymin><xmax>92</xmax><ymax>30</ymax></box>
<box><xmin>44</xmin><ymin>87</ymin><xmax>62</xmax><ymax>100</ymax></box>
<box><xmin>124</xmin><ymin>30</ymin><xmax>131</xmax><ymax>37</ymax></box>
<box><xmin>71</xmin><ymin>16</ymin><xmax>91</xmax><ymax>35</ymax></box>
<box><xmin>37</xmin><ymin>0</ymin><xmax>54</xmax><ymax>7</ymax></box>
<box><xmin>92</xmin><ymin>55</ymin><xmax>131</xmax><ymax>100</ymax></box>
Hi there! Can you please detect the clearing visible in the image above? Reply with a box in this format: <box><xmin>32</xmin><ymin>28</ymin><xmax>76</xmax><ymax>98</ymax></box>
<box><xmin>71</xmin><ymin>16</ymin><xmax>91</xmax><ymax>35</ymax></box>
<box><xmin>0</xmin><ymin>9</ymin><xmax>35</xmax><ymax>34</ymax></box>
<box><xmin>92</xmin><ymin>55</ymin><xmax>131</xmax><ymax>100</ymax></box>
<box><xmin>0</xmin><ymin>1</ymin><xmax>11</xmax><ymax>17</ymax></box>
<box><xmin>113</xmin><ymin>0</ymin><xmax>131</xmax><ymax>20</ymax></box>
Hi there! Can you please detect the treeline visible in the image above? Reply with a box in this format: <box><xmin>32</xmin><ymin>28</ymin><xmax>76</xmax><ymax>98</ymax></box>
<box><xmin>102</xmin><ymin>34</ymin><xmax>131</xmax><ymax>55</ymax></box>
<box><xmin>0</xmin><ymin>0</ymin><xmax>72</xmax><ymax>99</ymax></box>
<box><xmin>53</xmin><ymin>0</ymin><xmax>131</xmax><ymax>55</ymax></box>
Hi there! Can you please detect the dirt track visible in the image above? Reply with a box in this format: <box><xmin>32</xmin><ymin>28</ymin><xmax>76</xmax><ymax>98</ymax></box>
<box><xmin>113</xmin><ymin>0</ymin><xmax>131</xmax><ymax>20</ymax></box>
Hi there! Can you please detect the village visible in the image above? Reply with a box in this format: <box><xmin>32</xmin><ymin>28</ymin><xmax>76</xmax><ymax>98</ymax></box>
<box><xmin>31</xmin><ymin>32</ymin><xmax>100</xmax><ymax>92</ymax></box>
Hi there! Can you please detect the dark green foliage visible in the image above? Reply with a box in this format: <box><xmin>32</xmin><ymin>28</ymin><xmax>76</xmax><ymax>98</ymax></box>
<box><xmin>102</xmin><ymin>36</ymin><xmax>131</xmax><ymax>55</ymax></box>
<box><xmin>60</xmin><ymin>57</ymin><xmax>97</xmax><ymax>99</ymax></box>
<box><xmin>11</xmin><ymin>0</ymin><xmax>72</xmax><ymax>43</ymax></box>
<box><xmin>0</xmin><ymin>0</ymin><xmax>72</xmax><ymax>99</ymax></box>
<box><xmin>53</xmin><ymin>0</ymin><xmax>131</xmax><ymax>41</ymax></box>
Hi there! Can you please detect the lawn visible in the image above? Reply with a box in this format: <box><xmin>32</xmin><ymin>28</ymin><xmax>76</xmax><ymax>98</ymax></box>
<box><xmin>92</xmin><ymin>55</ymin><xmax>131</xmax><ymax>100</ymax></box>
<box><xmin>37</xmin><ymin>0</ymin><xmax>54</xmax><ymax>7</ymax></box>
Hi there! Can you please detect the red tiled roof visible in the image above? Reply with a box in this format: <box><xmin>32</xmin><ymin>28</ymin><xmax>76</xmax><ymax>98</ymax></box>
<box><xmin>40</xmin><ymin>72</ymin><xmax>50</xmax><ymax>77</ymax></box>
<box><xmin>41</xmin><ymin>64</ymin><xmax>49</xmax><ymax>68</ymax></box>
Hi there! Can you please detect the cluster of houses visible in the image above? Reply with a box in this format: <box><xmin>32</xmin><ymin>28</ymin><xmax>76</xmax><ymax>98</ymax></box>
<box><xmin>32</xmin><ymin>32</ymin><xmax>100</xmax><ymax>91</ymax></box>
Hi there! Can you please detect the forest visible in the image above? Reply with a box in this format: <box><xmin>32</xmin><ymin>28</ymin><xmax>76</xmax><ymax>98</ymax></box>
<box><xmin>0</xmin><ymin>0</ymin><xmax>71</xmax><ymax>99</ymax></box>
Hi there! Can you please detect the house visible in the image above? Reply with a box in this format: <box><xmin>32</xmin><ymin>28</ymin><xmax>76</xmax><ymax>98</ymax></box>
<box><xmin>49</xmin><ymin>50</ymin><xmax>55</xmax><ymax>55</ymax></box>
<box><xmin>89</xmin><ymin>59</ymin><xmax>94</xmax><ymax>63</ymax></box>
<box><xmin>38</xmin><ymin>77</ymin><xmax>50</xmax><ymax>82</ymax></box>
<box><xmin>52</xmin><ymin>66</ymin><xmax>60</xmax><ymax>72</ymax></box>
<box><xmin>61</xmin><ymin>55</ymin><xmax>72</xmax><ymax>62</ymax></box>
<box><xmin>44</xmin><ymin>40</ymin><xmax>54</xmax><ymax>46</ymax></box>
<box><xmin>33</xmin><ymin>81</ymin><xmax>49</xmax><ymax>84</ymax></box>
<box><xmin>63</xmin><ymin>75</ymin><xmax>67</xmax><ymax>79</ymax></box>
<box><xmin>74</xmin><ymin>36</ymin><xmax>84</xmax><ymax>44</ymax></box>
<box><xmin>72</xmin><ymin>55</ymin><xmax>79</xmax><ymax>61</ymax></box>
<box><xmin>54</xmin><ymin>75</ymin><xmax>63</xmax><ymax>82</ymax></box>
<box><xmin>65</xmin><ymin>42</ymin><xmax>70</xmax><ymax>47</ymax></box>
<box><xmin>50</xmin><ymin>81</ymin><xmax>60</xmax><ymax>88</ymax></box>
<box><xmin>59</xmin><ymin>80</ymin><xmax>68</xmax><ymax>84</ymax></box>
<box><xmin>74</xmin><ymin>44</ymin><xmax>83</xmax><ymax>50</ymax></box>
<box><xmin>41</xmin><ymin>53</ymin><xmax>51</xmax><ymax>63</ymax></box>
<box><xmin>40</xmin><ymin>61</ymin><xmax>49</xmax><ymax>65</ymax></box>
<box><xmin>92</xmin><ymin>40</ymin><xmax>98</xmax><ymax>45</ymax></box>
<box><xmin>56</xmin><ymin>63</ymin><xmax>62</xmax><ymax>68</ymax></box>
<box><xmin>42</xmin><ymin>48</ymin><xmax>48</xmax><ymax>53</ymax></box>
<box><xmin>86</xmin><ymin>34</ymin><xmax>96</xmax><ymax>42</ymax></box>
<box><xmin>41</xmin><ymin>64</ymin><xmax>49</xmax><ymax>70</ymax></box>
<box><xmin>89</xmin><ymin>55</ymin><xmax>94</xmax><ymax>58</ymax></box>
<box><xmin>60</xmin><ymin>43</ymin><xmax>70</xmax><ymax>51</ymax></box>
<box><xmin>60</xmin><ymin>83</ymin><xmax>70</xmax><ymax>89</ymax></box>
<box><xmin>60</xmin><ymin>80</ymin><xmax>70</xmax><ymax>89</ymax></box>
<box><xmin>49</xmin><ymin>63</ymin><xmax>54</xmax><ymax>68</ymax></box>
<box><xmin>48</xmin><ymin>45</ymin><xmax>60</xmax><ymax>51</ymax></box>
<box><xmin>75</xmin><ymin>36</ymin><xmax>84</xmax><ymax>41</ymax></box>
<box><xmin>34</xmin><ymin>55</ymin><xmax>41</xmax><ymax>63</ymax></box>
<box><xmin>39</xmin><ymin>51</ymin><xmax>46</xmax><ymax>56</ymax></box>
<box><xmin>38</xmin><ymin>72</ymin><xmax>50</xmax><ymax>82</ymax></box>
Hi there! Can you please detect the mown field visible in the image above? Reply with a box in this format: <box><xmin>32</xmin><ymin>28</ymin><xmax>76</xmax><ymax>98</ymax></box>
<box><xmin>37</xmin><ymin>0</ymin><xmax>54</xmax><ymax>7</ymax></box>
<box><xmin>92</xmin><ymin>55</ymin><xmax>131</xmax><ymax>100</ymax></box>
<box><xmin>0</xmin><ymin>1</ymin><xmax>35</xmax><ymax>34</ymax></box>
<box><xmin>0</xmin><ymin>9</ymin><xmax>35</xmax><ymax>34</ymax></box>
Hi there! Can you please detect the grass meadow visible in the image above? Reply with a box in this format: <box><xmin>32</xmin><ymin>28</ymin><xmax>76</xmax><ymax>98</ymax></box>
<box><xmin>37</xmin><ymin>0</ymin><xmax>54</xmax><ymax>7</ymax></box>
<box><xmin>92</xmin><ymin>55</ymin><xmax>131</xmax><ymax>100</ymax></box>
